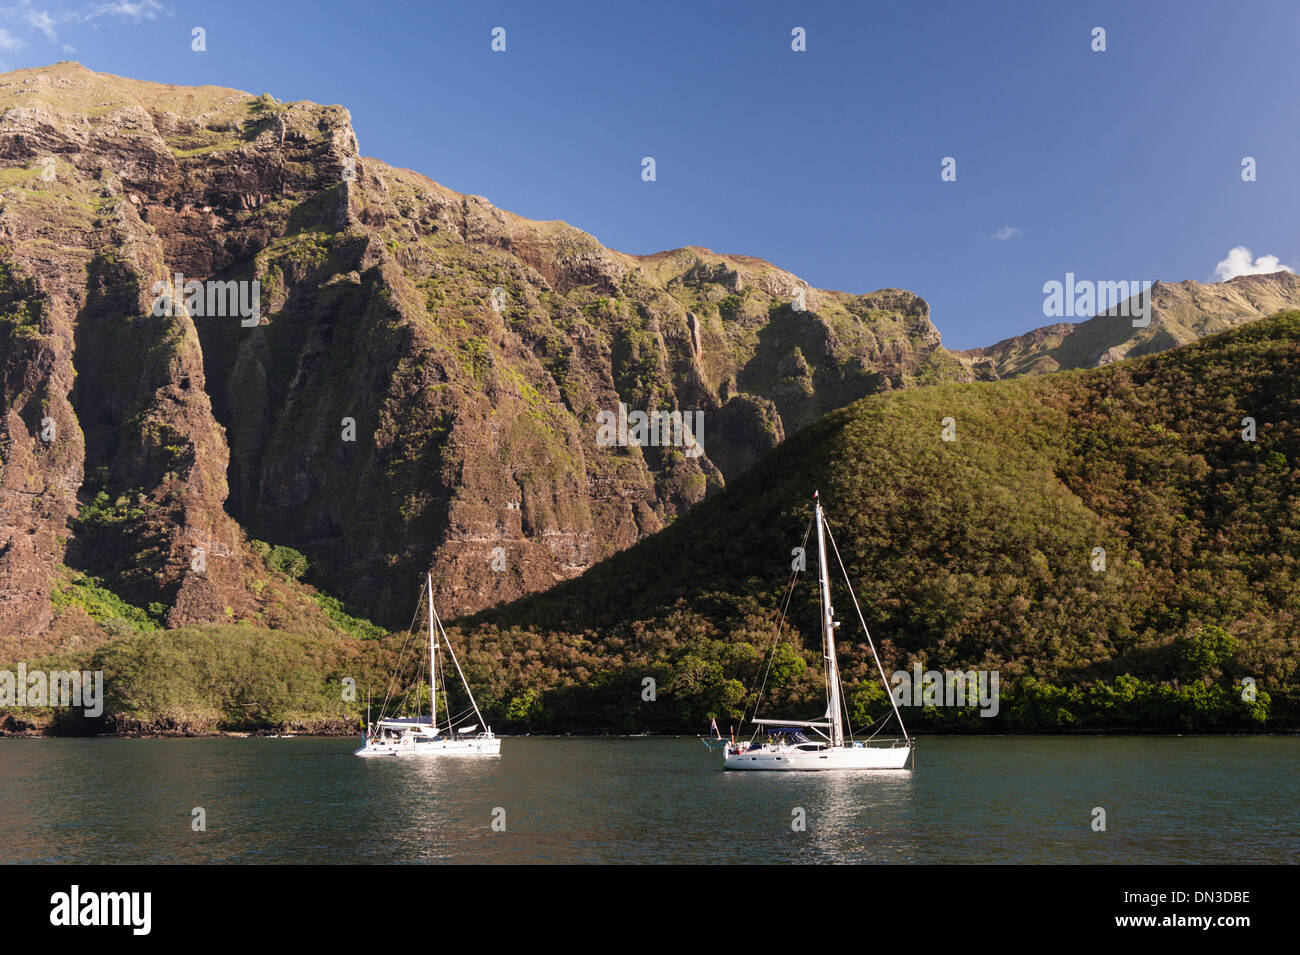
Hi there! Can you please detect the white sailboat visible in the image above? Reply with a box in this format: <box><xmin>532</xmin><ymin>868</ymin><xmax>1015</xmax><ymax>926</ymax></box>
<box><xmin>723</xmin><ymin>491</ymin><xmax>914</xmax><ymax>771</ymax></box>
<box><xmin>353</xmin><ymin>574</ymin><xmax>501</xmax><ymax>758</ymax></box>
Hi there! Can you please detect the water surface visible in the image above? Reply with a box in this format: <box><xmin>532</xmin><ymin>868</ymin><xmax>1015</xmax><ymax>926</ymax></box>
<box><xmin>0</xmin><ymin>736</ymin><xmax>1293</xmax><ymax>864</ymax></box>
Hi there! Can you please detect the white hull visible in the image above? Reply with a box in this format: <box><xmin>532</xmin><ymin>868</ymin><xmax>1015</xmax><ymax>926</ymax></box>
<box><xmin>724</xmin><ymin>742</ymin><xmax>911</xmax><ymax>771</ymax></box>
<box><xmin>726</xmin><ymin>495</ymin><xmax>916</xmax><ymax>772</ymax></box>
<box><xmin>353</xmin><ymin>737</ymin><xmax>502</xmax><ymax>758</ymax></box>
<box><xmin>358</xmin><ymin>574</ymin><xmax>501</xmax><ymax>761</ymax></box>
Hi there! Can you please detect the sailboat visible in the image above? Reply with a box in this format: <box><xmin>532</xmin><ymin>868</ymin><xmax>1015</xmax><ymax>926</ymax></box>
<box><xmin>353</xmin><ymin>574</ymin><xmax>501</xmax><ymax>758</ymax></box>
<box><xmin>723</xmin><ymin>491</ymin><xmax>914</xmax><ymax>771</ymax></box>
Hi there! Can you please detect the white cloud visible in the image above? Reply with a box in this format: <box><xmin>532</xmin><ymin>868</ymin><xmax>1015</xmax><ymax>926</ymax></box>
<box><xmin>1</xmin><ymin>1</ymin><xmax>167</xmax><ymax>45</ymax></box>
<box><xmin>83</xmin><ymin>1</ymin><xmax>165</xmax><ymax>21</ymax></box>
<box><xmin>991</xmin><ymin>226</ymin><xmax>1021</xmax><ymax>241</ymax></box>
<box><xmin>1213</xmin><ymin>246</ymin><xmax>1294</xmax><ymax>282</ymax></box>
<box><xmin>24</xmin><ymin>10</ymin><xmax>57</xmax><ymax>41</ymax></box>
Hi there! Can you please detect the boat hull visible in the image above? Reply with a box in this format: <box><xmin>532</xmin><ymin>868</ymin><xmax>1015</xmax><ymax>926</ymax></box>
<box><xmin>353</xmin><ymin>737</ymin><xmax>502</xmax><ymax>758</ymax></box>
<box><xmin>723</xmin><ymin>743</ymin><xmax>911</xmax><ymax>771</ymax></box>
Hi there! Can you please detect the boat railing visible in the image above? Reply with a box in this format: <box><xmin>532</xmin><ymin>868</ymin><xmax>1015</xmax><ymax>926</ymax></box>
<box><xmin>850</xmin><ymin>736</ymin><xmax>912</xmax><ymax>748</ymax></box>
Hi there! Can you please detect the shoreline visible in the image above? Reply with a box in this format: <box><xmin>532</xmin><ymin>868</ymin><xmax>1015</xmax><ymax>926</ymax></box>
<box><xmin>2</xmin><ymin>727</ymin><xmax>1296</xmax><ymax>740</ymax></box>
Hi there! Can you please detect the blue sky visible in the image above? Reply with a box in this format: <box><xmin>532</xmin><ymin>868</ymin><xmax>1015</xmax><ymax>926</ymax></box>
<box><xmin>1</xmin><ymin>0</ymin><xmax>1295</xmax><ymax>348</ymax></box>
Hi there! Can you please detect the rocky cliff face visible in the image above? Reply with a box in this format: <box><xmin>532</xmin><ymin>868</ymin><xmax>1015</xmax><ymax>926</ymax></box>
<box><xmin>0</xmin><ymin>64</ymin><xmax>368</xmax><ymax>657</ymax></box>
<box><xmin>0</xmin><ymin>63</ymin><xmax>966</xmax><ymax>643</ymax></box>
<box><xmin>956</xmin><ymin>271</ymin><xmax>1300</xmax><ymax>379</ymax></box>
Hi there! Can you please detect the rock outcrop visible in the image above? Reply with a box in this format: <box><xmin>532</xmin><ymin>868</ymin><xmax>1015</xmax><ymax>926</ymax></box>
<box><xmin>0</xmin><ymin>63</ymin><xmax>969</xmax><ymax>643</ymax></box>
<box><xmin>956</xmin><ymin>271</ymin><xmax>1300</xmax><ymax>379</ymax></box>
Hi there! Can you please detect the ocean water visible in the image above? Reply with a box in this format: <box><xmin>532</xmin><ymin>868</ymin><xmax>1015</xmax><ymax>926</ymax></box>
<box><xmin>0</xmin><ymin>736</ymin><xmax>1294</xmax><ymax>864</ymax></box>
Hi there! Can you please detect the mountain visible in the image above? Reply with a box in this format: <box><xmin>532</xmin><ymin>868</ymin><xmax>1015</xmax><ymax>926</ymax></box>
<box><xmin>0</xmin><ymin>62</ymin><xmax>969</xmax><ymax>651</ymax></box>
<box><xmin>454</xmin><ymin>312</ymin><xmax>1300</xmax><ymax>731</ymax></box>
<box><xmin>956</xmin><ymin>271</ymin><xmax>1300</xmax><ymax>379</ymax></box>
<box><xmin>2</xmin><ymin>61</ymin><xmax>1295</xmax><ymax>736</ymax></box>
<box><xmin>13</xmin><ymin>310</ymin><xmax>1294</xmax><ymax>736</ymax></box>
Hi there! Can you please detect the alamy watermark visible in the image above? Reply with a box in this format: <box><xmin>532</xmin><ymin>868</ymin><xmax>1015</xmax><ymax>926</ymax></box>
<box><xmin>1042</xmin><ymin>273</ymin><xmax>1153</xmax><ymax>328</ymax></box>
<box><xmin>0</xmin><ymin>665</ymin><xmax>104</xmax><ymax>717</ymax></box>
<box><xmin>49</xmin><ymin>885</ymin><xmax>150</xmax><ymax>935</ymax></box>
<box><xmin>150</xmin><ymin>274</ymin><xmax>261</xmax><ymax>327</ymax></box>
<box><xmin>890</xmin><ymin>664</ymin><xmax>999</xmax><ymax>717</ymax></box>
<box><xmin>596</xmin><ymin>403</ymin><xmax>704</xmax><ymax>458</ymax></box>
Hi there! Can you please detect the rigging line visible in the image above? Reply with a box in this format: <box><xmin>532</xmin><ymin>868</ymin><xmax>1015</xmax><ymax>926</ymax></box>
<box><xmin>826</xmin><ymin>597</ymin><xmax>852</xmax><ymax>746</ymax></box>
<box><xmin>445</xmin><ymin>705</ymin><xmax>475</xmax><ymax>725</ymax></box>
<box><xmin>743</xmin><ymin>516</ymin><xmax>813</xmax><ymax>740</ymax></box>
<box><xmin>817</xmin><ymin>511</ymin><xmax>832</xmax><ymax>734</ymax></box>
<box><xmin>399</xmin><ymin>602</ymin><xmax>434</xmax><ymax>721</ymax></box>
<box><xmin>814</xmin><ymin>509</ymin><xmax>850</xmax><ymax>743</ymax></box>
<box><xmin>858</xmin><ymin>708</ymin><xmax>890</xmax><ymax>742</ymax></box>
<box><xmin>828</xmin><ymin>528</ymin><xmax>857</xmax><ymax>741</ymax></box>
<box><xmin>400</xmin><ymin>641</ymin><xmax>428</xmax><ymax>720</ymax></box>
<box><xmin>381</xmin><ymin>588</ymin><xmax>426</xmax><ymax>718</ymax></box>
<box><xmin>376</xmin><ymin>594</ymin><xmax>424</xmax><ymax>724</ymax></box>
<box><xmin>438</xmin><ymin>640</ymin><xmax>457</xmax><ymax>730</ymax></box>
<box><xmin>745</xmin><ymin>529</ymin><xmax>812</xmax><ymax>746</ymax></box>
<box><xmin>377</xmin><ymin>628</ymin><xmax>413</xmax><ymax>720</ymax></box>
<box><xmin>429</xmin><ymin>605</ymin><xmax>450</xmax><ymax>732</ymax></box>
<box><xmin>432</xmin><ymin>603</ymin><xmax>491</xmax><ymax>732</ymax></box>
<box><xmin>824</xmin><ymin>520</ymin><xmax>911</xmax><ymax>743</ymax></box>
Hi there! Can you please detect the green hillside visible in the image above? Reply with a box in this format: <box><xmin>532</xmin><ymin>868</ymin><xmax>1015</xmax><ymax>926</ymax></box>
<box><xmin>7</xmin><ymin>314</ymin><xmax>1296</xmax><ymax>737</ymax></box>
<box><xmin>452</xmin><ymin>311</ymin><xmax>1300</xmax><ymax>733</ymax></box>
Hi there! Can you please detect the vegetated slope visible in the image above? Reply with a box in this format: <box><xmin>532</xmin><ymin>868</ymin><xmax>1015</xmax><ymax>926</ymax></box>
<box><xmin>0</xmin><ymin>621</ymin><xmax>395</xmax><ymax>737</ymax></box>
<box><xmin>0</xmin><ymin>62</ymin><xmax>969</xmax><ymax>653</ymax></box>
<box><xmin>454</xmin><ymin>312</ymin><xmax>1300</xmax><ymax>732</ymax></box>
<box><xmin>956</xmin><ymin>271</ymin><xmax>1300</xmax><ymax>379</ymax></box>
<box><xmin>3</xmin><ymin>62</ymin><xmax>1294</xmax><ymax>734</ymax></box>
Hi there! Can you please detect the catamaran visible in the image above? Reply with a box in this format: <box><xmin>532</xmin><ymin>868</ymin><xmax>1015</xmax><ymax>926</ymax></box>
<box><xmin>722</xmin><ymin>491</ymin><xmax>914</xmax><ymax>771</ymax></box>
<box><xmin>353</xmin><ymin>574</ymin><xmax>501</xmax><ymax>759</ymax></box>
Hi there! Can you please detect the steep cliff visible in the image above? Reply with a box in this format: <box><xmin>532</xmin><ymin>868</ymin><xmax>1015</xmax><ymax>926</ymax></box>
<box><xmin>0</xmin><ymin>63</ymin><xmax>965</xmax><ymax>645</ymax></box>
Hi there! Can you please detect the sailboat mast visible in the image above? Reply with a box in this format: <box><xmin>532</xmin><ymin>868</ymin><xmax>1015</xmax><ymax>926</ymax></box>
<box><xmin>427</xmin><ymin>573</ymin><xmax>437</xmax><ymax>732</ymax></box>
<box><xmin>814</xmin><ymin>492</ymin><xmax>844</xmax><ymax>747</ymax></box>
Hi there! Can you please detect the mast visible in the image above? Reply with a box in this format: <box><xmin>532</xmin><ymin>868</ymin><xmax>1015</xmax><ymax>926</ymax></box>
<box><xmin>427</xmin><ymin>573</ymin><xmax>437</xmax><ymax>732</ymax></box>
<box><xmin>814</xmin><ymin>492</ymin><xmax>844</xmax><ymax>747</ymax></box>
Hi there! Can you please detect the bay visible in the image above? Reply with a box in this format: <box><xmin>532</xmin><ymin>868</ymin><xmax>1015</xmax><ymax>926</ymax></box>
<box><xmin>0</xmin><ymin>736</ymin><xmax>1294</xmax><ymax>864</ymax></box>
